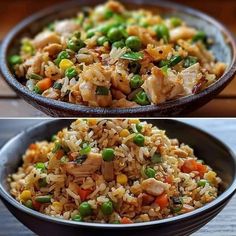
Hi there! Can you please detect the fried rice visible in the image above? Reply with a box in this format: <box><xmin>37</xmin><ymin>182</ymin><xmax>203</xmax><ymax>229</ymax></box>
<box><xmin>9</xmin><ymin>119</ymin><xmax>222</xmax><ymax>224</ymax></box>
<box><xmin>9</xmin><ymin>1</ymin><xmax>226</xmax><ymax>108</ymax></box>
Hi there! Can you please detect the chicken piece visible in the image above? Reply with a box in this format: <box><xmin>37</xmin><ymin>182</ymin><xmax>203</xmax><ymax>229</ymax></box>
<box><xmin>111</xmin><ymin>72</ymin><xmax>131</xmax><ymax>94</ymax></box>
<box><xmin>138</xmin><ymin>193</ymin><xmax>155</xmax><ymax>205</ymax></box>
<box><xmin>170</xmin><ymin>26</ymin><xmax>197</xmax><ymax>42</ymax></box>
<box><xmin>127</xmin><ymin>25</ymin><xmax>157</xmax><ymax>46</ymax></box>
<box><xmin>180</xmin><ymin>63</ymin><xmax>201</xmax><ymax>95</ymax></box>
<box><xmin>25</xmin><ymin>52</ymin><xmax>45</xmax><ymax>76</ymax></box>
<box><xmin>142</xmin><ymin>66</ymin><xmax>183</xmax><ymax>104</ymax></box>
<box><xmin>54</xmin><ymin>20</ymin><xmax>80</xmax><ymax>37</ymax></box>
<box><xmin>69</xmin><ymin>90</ymin><xmax>82</xmax><ymax>104</ymax></box>
<box><xmin>141</xmin><ymin>178</ymin><xmax>168</xmax><ymax>196</ymax></box>
<box><xmin>42</xmin><ymin>88</ymin><xmax>60</xmax><ymax>100</ymax></box>
<box><xmin>105</xmin><ymin>0</ymin><xmax>125</xmax><ymax>13</ymax></box>
<box><xmin>111</xmin><ymin>89</ymin><xmax>126</xmax><ymax>100</ymax></box>
<box><xmin>43</xmin><ymin>43</ymin><xmax>62</xmax><ymax>57</ymax></box>
<box><xmin>45</xmin><ymin>61</ymin><xmax>61</xmax><ymax>81</ymax></box>
<box><xmin>101</xmin><ymin>160</ymin><xmax>114</xmax><ymax>181</ymax></box>
<box><xmin>112</xmin><ymin>98</ymin><xmax>138</xmax><ymax>108</ymax></box>
<box><xmin>63</xmin><ymin>152</ymin><xmax>102</xmax><ymax>177</ymax></box>
<box><xmin>33</xmin><ymin>31</ymin><xmax>61</xmax><ymax>49</ymax></box>
<box><xmin>146</xmin><ymin>44</ymin><xmax>172</xmax><ymax>61</ymax></box>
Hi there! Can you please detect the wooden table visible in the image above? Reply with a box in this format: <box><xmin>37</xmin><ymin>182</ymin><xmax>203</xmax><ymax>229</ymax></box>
<box><xmin>0</xmin><ymin>119</ymin><xmax>235</xmax><ymax>235</ymax></box>
<box><xmin>0</xmin><ymin>0</ymin><xmax>236</xmax><ymax>117</ymax></box>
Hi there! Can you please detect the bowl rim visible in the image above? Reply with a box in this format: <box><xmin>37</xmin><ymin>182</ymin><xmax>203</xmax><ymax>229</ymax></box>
<box><xmin>0</xmin><ymin>0</ymin><xmax>236</xmax><ymax>116</ymax></box>
<box><xmin>0</xmin><ymin>118</ymin><xmax>236</xmax><ymax>229</ymax></box>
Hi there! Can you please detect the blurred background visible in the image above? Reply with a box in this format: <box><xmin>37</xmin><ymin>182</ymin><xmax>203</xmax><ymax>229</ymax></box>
<box><xmin>0</xmin><ymin>0</ymin><xmax>236</xmax><ymax>117</ymax></box>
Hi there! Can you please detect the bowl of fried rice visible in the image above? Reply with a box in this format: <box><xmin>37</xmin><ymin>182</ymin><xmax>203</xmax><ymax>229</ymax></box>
<box><xmin>0</xmin><ymin>119</ymin><xmax>235</xmax><ymax>236</ymax></box>
<box><xmin>0</xmin><ymin>0</ymin><xmax>236</xmax><ymax>117</ymax></box>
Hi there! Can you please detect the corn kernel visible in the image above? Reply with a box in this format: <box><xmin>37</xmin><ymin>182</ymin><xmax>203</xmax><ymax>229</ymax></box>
<box><xmin>129</xmin><ymin>119</ymin><xmax>140</xmax><ymax>124</ymax></box>
<box><xmin>88</xmin><ymin>119</ymin><xmax>97</xmax><ymax>126</ymax></box>
<box><xmin>119</xmin><ymin>129</ymin><xmax>130</xmax><ymax>137</ymax></box>
<box><xmin>20</xmin><ymin>190</ymin><xmax>31</xmax><ymax>201</ymax></box>
<box><xmin>205</xmin><ymin>171</ymin><xmax>216</xmax><ymax>183</ymax></box>
<box><xmin>59</xmin><ymin>59</ymin><xmax>74</xmax><ymax>71</ymax></box>
<box><xmin>52</xmin><ymin>201</ymin><xmax>63</xmax><ymax>210</ymax></box>
<box><xmin>116</xmin><ymin>174</ymin><xmax>128</xmax><ymax>185</ymax></box>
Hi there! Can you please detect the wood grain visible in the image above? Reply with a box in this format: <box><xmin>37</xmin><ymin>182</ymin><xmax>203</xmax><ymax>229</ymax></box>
<box><xmin>0</xmin><ymin>119</ymin><xmax>235</xmax><ymax>235</ymax></box>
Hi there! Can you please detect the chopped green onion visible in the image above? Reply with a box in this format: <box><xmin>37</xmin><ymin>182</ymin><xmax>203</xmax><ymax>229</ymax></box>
<box><xmin>28</xmin><ymin>73</ymin><xmax>42</xmax><ymax>80</ymax></box>
<box><xmin>130</xmin><ymin>74</ymin><xmax>143</xmax><ymax>89</ymax></box>
<box><xmin>53</xmin><ymin>82</ymin><xmax>63</xmax><ymax>90</ymax></box>
<box><xmin>35</xmin><ymin>162</ymin><xmax>46</xmax><ymax>171</ymax></box>
<box><xmin>96</xmin><ymin>86</ymin><xmax>109</xmax><ymax>95</ymax></box>
<box><xmin>151</xmin><ymin>153</ymin><xmax>162</xmax><ymax>164</ymax></box>
<box><xmin>52</xmin><ymin>141</ymin><xmax>61</xmax><ymax>153</ymax></box>
<box><xmin>65</xmin><ymin>67</ymin><xmax>78</xmax><ymax>79</ymax></box>
<box><xmin>9</xmin><ymin>55</ymin><xmax>22</xmax><ymax>66</ymax></box>
<box><xmin>197</xmin><ymin>179</ymin><xmax>208</xmax><ymax>187</ymax></box>
<box><xmin>132</xmin><ymin>90</ymin><xmax>150</xmax><ymax>105</ymax></box>
<box><xmin>145</xmin><ymin>167</ymin><xmax>156</xmax><ymax>178</ymax></box>
<box><xmin>183</xmin><ymin>56</ymin><xmax>198</xmax><ymax>68</ymax></box>
<box><xmin>80</xmin><ymin>145</ymin><xmax>91</xmax><ymax>155</ymax></box>
<box><xmin>136</xmin><ymin>123</ymin><xmax>142</xmax><ymax>133</ymax></box>
<box><xmin>35</xmin><ymin>195</ymin><xmax>51</xmax><ymax>203</ymax></box>
<box><xmin>192</xmin><ymin>31</ymin><xmax>207</xmax><ymax>43</ymax></box>
<box><xmin>121</xmin><ymin>52</ymin><xmax>144</xmax><ymax>61</ymax></box>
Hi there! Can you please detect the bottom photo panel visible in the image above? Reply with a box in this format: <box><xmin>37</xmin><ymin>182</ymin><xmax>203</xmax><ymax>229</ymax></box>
<box><xmin>0</xmin><ymin>119</ymin><xmax>235</xmax><ymax>236</ymax></box>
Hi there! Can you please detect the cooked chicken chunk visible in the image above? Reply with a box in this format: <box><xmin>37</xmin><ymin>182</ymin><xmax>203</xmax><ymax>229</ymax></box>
<box><xmin>63</xmin><ymin>152</ymin><xmax>102</xmax><ymax>177</ymax></box>
<box><xmin>54</xmin><ymin>20</ymin><xmax>80</xmax><ymax>37</ymax></box>
<box><xmin>141</xmin><ymin>178</ymin><xmax>168</xmax><ymax>196</ymax></box>
<box><xmin>33</xmin><ymin>31</ymin><xmax>61</xmax><ymax>49</ymax></box>
<box><xmin>170</xmin><ymin>26</ymin><xmax>197</xmax><ymax>42</ymax></box>
<box><xmin>142</xmin><ymin>67</ymin><xmax>184</xmax><ymax>104</ymax></box>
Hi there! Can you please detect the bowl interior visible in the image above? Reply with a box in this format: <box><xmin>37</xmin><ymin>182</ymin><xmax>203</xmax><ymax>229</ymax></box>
<box><xmin>7</xmin><ymin>0</ymin><xmax>233</xmax><ymax>65</ymax></box>
<box><xmin>0</xmin><ymin>119</ymin><xmax>235</xmax><ymax>198</ymax></box>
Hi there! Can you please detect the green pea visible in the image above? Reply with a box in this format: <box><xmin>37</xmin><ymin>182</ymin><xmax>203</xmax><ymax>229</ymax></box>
<box><xmin>112</xmin><ymin>220</ymin><xmax>120</xmax><ymax>224</ymax></box>
<box><xmin>67</xmin><ymin>38</ymin><xmax>85</xmax><ymax>52</ymax></box>
<box><xmin>79</xmin><ymin>202</ymin><xmax>92</xmax><ymax>217</ymax></box>
<box><xmin>51</xmin><ymin>135</ymin><xmax>57</xmax><ymax>142</ymax></box>
<box><xmin>145</xmin><ymin>167</ymin><xmax>156</xmax><ymax>178</ymax></box>
<box><xmin>65</xmin><ymin>67</ymin><xmax>78</xmax><ymax>79</ymax></box>
<box><xmin>154</xmin><ymin>24</ymin><xmax>170</xmax><ymax>43</ymax></box>
<box><xmin>104</xmin><ymin>9</ymin><xmax>114</xmax><ymax>19</ymax></box>
<box><xmin>125</xmin><ymin>36</ymin><xmax>141</xmax><ymax>52</ymax></box>
<box><xmin>72</xmin><ymin>214</ymin><xmax>82</xmax><ymax>222</ymax></box>
<box><xmin>130</xmin><ymin>74</ymin><xmax>143</xmax><ymax>89</ymax></box>
<box><xmin>53</xmin><ymin>82</ymin><xmax>63</xmax><ymax>90</ymax></box>
<box><xmin>158</xmin><ymin>60</ymin><xmax>169</xmax><ymax>68</ymax></box>
<box><xmin>133</xmin><ymin>133</ymin><xmax>145</xmax><ymax>147</ymax></box>
<box><xmin>168</xmin><ymin>55</ymin><xmax>182</xmax><ymax>67</ymax></box>
<box><xmin>97</xmin><ymin>36</ymin><xmax>109</xmax><ymax>46</ymax></box>
<box><xmin>35</xmin><ymin>195</ymin><xmax>51</xmax><ymax>203</ymax></box>
<box><xmin>136</xmin><ymin>123</ymin><xmax>142</xmax><ymax>133</ymax></box>
<box><xmin>101</xmin><ymin>201</ymin><xmax>113</xmax><ymax>215</ymax></box>
<box><xmin>35</xmin><ymin>162</ymin><xmax>46</xmax><ymax>171</ymax></box>
<box><xmin>87</xmin><ymin>28</ymin><xmax>96</xmax><ymax>38</ymax></box>
<box><xmin>128</xmin><ymin>61</ymin><xmax>141</xmax><ymax>74</ymax></box>
<box><xmin>197</xmin><ymin>179</ymin><xmax>208</xmax><ymax>187</ymax></box>
<box><xmin>132</xmin><ymin>90</ymin><xmax>150</xmax><ymax>106</ymax></box>
<box><xmin>112</xmin><ymin>40</ymin><xmax>125</xmax><ymax>49</ymax></box>
<box><xmin>96</xmin><ymin>86</ymin><xmax>109</xmax><ymax>95</ymax></box>
<box><xmin>170</xmin><ymin>17</ymin><xmax>182</xmax><ymax>27</ymax></box>
<box><xmin>23</xmin><ymin>200</ymin><xmax>33</xmax><ymax>209</ymax></box>
<box><xmin>102</xmin><ymin>148</ymin><xmax>115</xmax><ymax>162</ymax></box>
<box><xmin>107</xmin><ymin>28</ymin><xmax>124</xmax><ymax>43</ymax></box>
<box><xmin>38</xmin><ymin>177</ymin><xmax>47</xmax><ymax>188</ymax></box>
<box><xmin>9</xmin><ymin>55</ymin><xmax>22</xmax><ymax>66</ymax></box>
<box><xmin>80</xmin><ymin>145</ymin><xmax>91</xmax><ymax>155</ymax></box>
<box><xmin>151</xmin><ymin>153</ymin><xmax>162</xmax><ymax>164</ymax></box>
<box><xmin>55</xmin><ymin>51</ymin><xmax>70</xmax><ymax>66</ymax></box>
<box><xmin>183</xmin><ymin>56</ymin><xmax>198</xmax><ymax>68</ymax></box>
<box><xmin>52</xmin><ymin>141</ymin><xmax>61</xmax><ymax>153</ymax></box>
<box><xmin>192</xmin><ymin>31</ymin><xmax>207</xmax><ymax>43</ymax></box>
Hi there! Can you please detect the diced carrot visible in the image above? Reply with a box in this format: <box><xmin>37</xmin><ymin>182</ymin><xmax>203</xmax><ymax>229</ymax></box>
<box><xmin>36</xmin><ymin>78</ymin><xmax>52</xmax><ymax>92</ymax></box>
<box><xmin>32</xmin><ymin>199</ymin><xmax>41</xmax><ymax>211</ymax></box>
<box><xmin>29</xmin><ymin>143</ymin><xmax>37</xmax><ymax>150</ymax></box>
<box><xmin>155</xmin><ymin>193</ymin><xmax>169</xmax><ymax>209</ymax></box>
<box><xmin>55</xmin><ymin>149</ymin><xmax>64</xmax><ymax>159</ymax></box>
<box><xmin>77</xmin><ymin>187</ymin><xmax>92</xmax><ymax>201</ymax></box>
<box><xmin>120</xmin><ymin>217</ymin><xmax>133</xmax><ymax>224</ymax></box>
<box><xmin>164</xmin><ymin>175</ymin><xmax>173</xmax><ymax>184</ymax></box>
<box><xmin>181</xmin><ymin>159</ymin><xmax>198</xmax><ymax>173</ymax></box>
<box><xmin>196</xmin><ymin>163</ymin><xmax>207</xmax><ymax>177</ymax></box>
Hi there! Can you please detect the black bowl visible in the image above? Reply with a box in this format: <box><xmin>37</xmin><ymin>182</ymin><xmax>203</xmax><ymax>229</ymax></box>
<box><xmin>0</xmin><ymin>0</ymin><xmax>236</xmax><ymax>117</ymax></box>
<box><xmin>0</xmin><ymin>119</ymin><xmax>236</xmax><ymax>236</ymax></box>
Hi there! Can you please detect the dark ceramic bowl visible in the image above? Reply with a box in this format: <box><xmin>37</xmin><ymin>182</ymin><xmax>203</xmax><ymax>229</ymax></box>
<box><xmin>0</xmin><ymin>0</ymin><xmax>236</xmax><ymax>117</ymax></box>
<box><xmin>0</xmin><ymin>119</ymin><xmax>236</xmax><ymax>236</ymax></box>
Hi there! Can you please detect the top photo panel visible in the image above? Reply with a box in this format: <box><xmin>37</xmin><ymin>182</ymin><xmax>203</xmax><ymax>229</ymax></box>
<box><xmin>0</xmin><ymin>0</ymin><xmax>236</xmax><ymax>117</ymax></box>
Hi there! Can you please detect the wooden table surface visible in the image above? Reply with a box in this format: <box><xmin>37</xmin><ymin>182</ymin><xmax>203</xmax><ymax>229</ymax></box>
<box><xmin>0</xmin><ymin>0</ymin><xmax>236</xmax><ymax>117</ymax></box>
<box><xmin>0</xmin><ymin>119</ymin><xmax>235</xmax><ymax>235</ymax></box>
